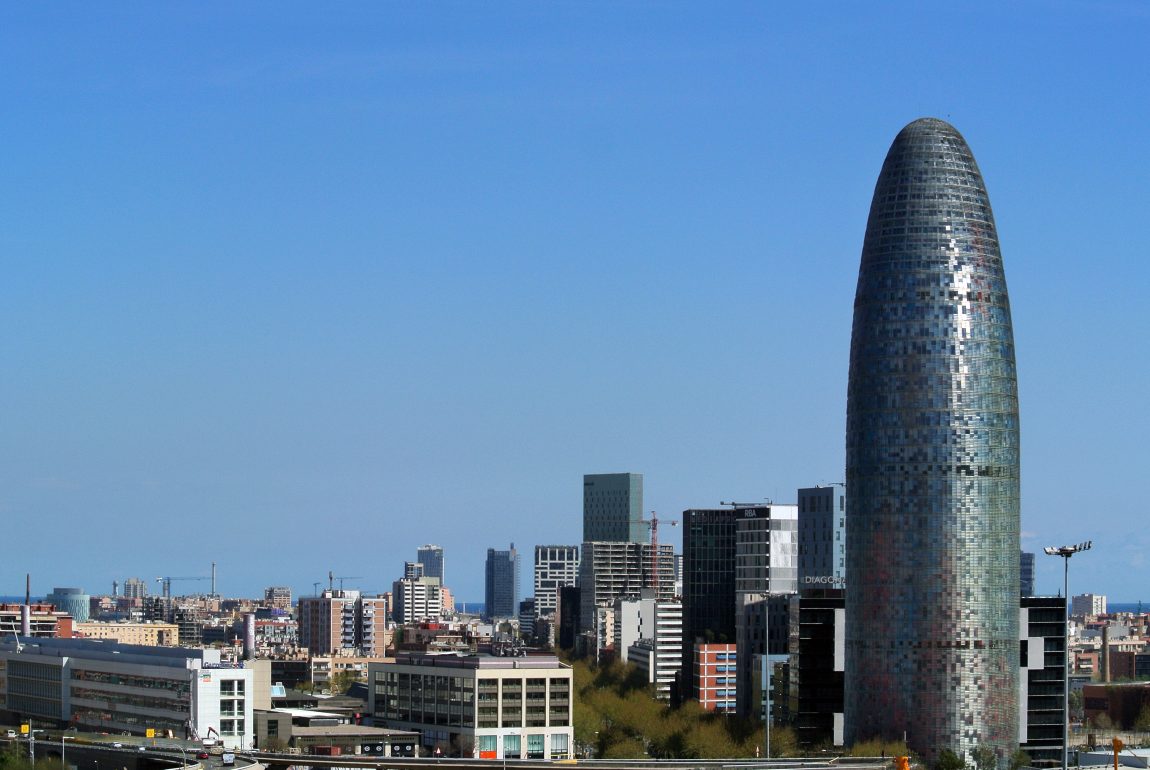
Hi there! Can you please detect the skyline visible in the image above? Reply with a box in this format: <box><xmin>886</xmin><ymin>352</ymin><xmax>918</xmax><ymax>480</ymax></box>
<box><xmin>1</xmin><ymin>4</ymin><xmax>1147</xmax><ymax>601</ymax></box>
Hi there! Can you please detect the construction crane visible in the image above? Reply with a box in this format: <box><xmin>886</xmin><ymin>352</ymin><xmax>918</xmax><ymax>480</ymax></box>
<box><xmin>648</xmin><ymin>511</ymin><xmax>677</xmax><ymax>594</ymax></box>
<box><xmin>155</xmin><ymin>576</ymin><xmax>210</xmax><ymax>603</ymax></box>
<box><xmin>328</xmin><ymin>571</ymin><xmax>364</xmax><ymax>591</ymax></box>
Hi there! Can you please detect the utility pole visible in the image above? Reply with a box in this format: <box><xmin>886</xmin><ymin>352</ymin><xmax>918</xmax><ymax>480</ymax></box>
<box><xmin>1045</xmin><ymin>540</ymin><xmax>1092</xmax><ymax>770</ymax></box>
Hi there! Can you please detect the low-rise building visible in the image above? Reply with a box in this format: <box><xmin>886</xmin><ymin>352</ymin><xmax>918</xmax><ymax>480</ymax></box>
<box><xmin>73</xmin><ymin>621</ymin><xmax>180</xmax><ymax>646</ymax></box>
<box><xmin>0</xmin><ymin>604</ymin><xmax>73</xmax><ymax>639</ymax></box>
<box><xmin>0</xmin><ymin>637</ymin><xmax>253</xmax><ymax>748</ymax></box>
<box><xmin>311</xmin><ymin>654</ymin><xmax>393</xmax><ymax>692</ymax></box>
<box><xmin>695</xmin><ymin>643</ymin><xmax>737</xmax><ymax>713</ymax></box>
<box><xmin>369</xmin><ymin>652</ymin><xmax>573</xmax><ymax>759</ymax></box>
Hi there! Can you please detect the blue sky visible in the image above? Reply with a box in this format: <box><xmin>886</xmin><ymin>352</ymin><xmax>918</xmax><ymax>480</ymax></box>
<box><xmin>1</xmin><ymin>3</ymin><xmax>1146</xmax><ymax>603</ymax></box>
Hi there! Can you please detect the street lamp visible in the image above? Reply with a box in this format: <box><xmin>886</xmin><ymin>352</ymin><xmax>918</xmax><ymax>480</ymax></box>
<box><xmin>28</xmin><ymin>727</ymin><xmax>44</xmax><ymax>763</ymax></box>
<box><xmin>61</xmin><ymin>735</ymin><xmax>74</xmax><ymax>769</ymax></box>
<box><xmin>172</xmin><ymin>742</ymin><xmax>188</xmax><ymax>770</ymax></box>
<box><xmin>1044</xmin><ymin>540</ymin><xmax>1093</xmax><ymax>770</ymax></box>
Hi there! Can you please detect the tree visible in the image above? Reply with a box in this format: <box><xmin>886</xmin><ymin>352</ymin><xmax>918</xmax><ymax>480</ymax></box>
<box><xmin>261</xmin><ymin>737</ymin><xmax>288</xmax><ymax>753</ymax></box>
<box><xmin>970</xmin><ymin>745</ymin><xmax>997</xmax><ymax>770</ymax></box>
<box><xmin>1069</xmin><ymin>689</ymin><xmax>1084</xmax><ymax>720</ymax></box>
<box><xmin>329</xmin><ymin>669</ymin><xmax>360</xmax><ymax>694</ymax></box>
<box><xmin>935</xmin><ymin>748</ymin><xmax>968</xmax><ymax>770</ymax></box>
<box><xmin>1009</xmin><ymin>749</ymin><xmax>1032</xmax><ymax>770</ymax></box>
<box><xmin>1092</xmin><ymin>712</ymin><xmax>1113</xmax><ymax>730</ymax></box>
<box><xmin>1134</xmin><ymin>703</ymin><xmax>1150</xmax><ymax>733</ymax></box>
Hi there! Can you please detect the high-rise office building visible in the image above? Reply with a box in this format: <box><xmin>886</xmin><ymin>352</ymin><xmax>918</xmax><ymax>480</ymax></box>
<box><xmin>797</xmin><ymin>486</ymin><xmax>846</xmax><ymax>589</ymax></box>
<box><xmin>1020</xmin><ymin>551</ymin><xmax>1035</xmax><ymax>597</ymax></box>
<box><xmin>681</xmin><ymin>508</ymin><xmax>739</xmax><ymax>701</ymax></box>
<box><xmin>1020</xmin><ymin>596</ymin><xmax>1067</xmax><ymax>765</ymax></box>
<box><xmin>122</xmin><ymin>577</ymin><xmax>148</xmax><ymax>600</ymax></box>
<box><xmin>845</xmin><ymin>118</ymin><xmax>1020</xmax><ymax>759</ymax></box>
<box><xmin>416</xmin><ymin>544</ymin><xmax>445</xmax><ymax>584</ymax></box>
<box><xmin>484</xmin><ymin>544</ymin><xmax>520</xmax><ymax>620</ymax></box>
<box><xmin>404</xmin><ymin>561</ymin><xmax>425</xmax><ymax>580</ymax></box>
<box><xmin>533</xmin><ymin>545</ymin><xmax>580</xmax><ymax>617</ymax></box>
<box><xmin>583</xmin><ymin>473</ymin><xmax>646</xmax><ymax>543</ymax></box>
<box><xmin>734</xmin><ymin>504</ymin><xmax>797</xmax><ymax>717</ymax></box>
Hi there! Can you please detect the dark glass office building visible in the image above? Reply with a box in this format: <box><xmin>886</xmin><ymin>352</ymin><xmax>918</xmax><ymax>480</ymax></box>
<box><xmin>484</xmin><ymin>543</ymin><xmax>520</xmax><ymax>621</ymax></box>
<box><xmin>844</xmin><ymin>119</ymin><xmax>1020</xmax><ymax>760</ymax></box>
<box><xmin>681</xmin><ymin>508</ymin><xmax>739</xmax><ymax>700</ymax></box>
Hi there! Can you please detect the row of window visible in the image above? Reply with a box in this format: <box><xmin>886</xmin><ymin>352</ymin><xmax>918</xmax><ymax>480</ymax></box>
<box><xmin>220</xmin><ymin>679</ymin><xmax>246</xmax><ymax>696</ymax></box>
<box><xmin>477</xmin><ymin>733</ymin><xmax>568</xmax><ymax>758</ymax></box>
<box><xmin>72</xmin><ymin>687</ymin><xmax>188</xmax><ymax>715</ymax></box>
<box><xmin>72</xmin><ymin>669</ymin><xmax>190</xmax><ymax>695</ymax></box>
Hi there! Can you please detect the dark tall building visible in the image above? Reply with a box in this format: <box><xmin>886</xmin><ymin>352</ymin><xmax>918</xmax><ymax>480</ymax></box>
<box><xmin>845</xmin><ymin>118</ymin><xmax>1020</xmax><ymax>760</ymax></box>
<box><xmin>1019</xmin><ymin>596</ymin><xmax>1066</xmax><ymax>766</ymax></box>
<box><xmin>1021</xmin><ymin>551</ymin><xmax>1036</xmax><ymax>597</ymax></box>
<box><xmin>557</xmin><ymin>585</ymin><xmax>581</xmax><ymax>650</ymax></box>
<box><xmin>583</xmin><ymin>473</ymin><xmax>645</xmax><ymax>543</ymax></box>
<box><xmin>797</xmin><ymin>485</ymin><xmax>847</xmax><ymax>589</ymax></box>
<box><xmin>484</xmin><ymin>543</ymin><xmax>520</xmax><ymax>620</ymax></box>
<box><xmin>789</xmin><ymin>590</ymin><xmax>846</xmax><ymax>748</ymax></box>
<box><xmin>681</xmin><ymin>508</ymin><xmax>739</xmax><ymax>700</ymax></box>
<box><xmin>416</xmin><ymin>544</ymin><xmax>445</xmax><ymax>584</ymax></box>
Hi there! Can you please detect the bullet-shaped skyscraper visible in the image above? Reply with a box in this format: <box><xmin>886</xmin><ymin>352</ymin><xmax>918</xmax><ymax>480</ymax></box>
<box><xmin>845</xmin><ymin>118</ymin><xmax>1019</xmax><ymax>760</ymax></box>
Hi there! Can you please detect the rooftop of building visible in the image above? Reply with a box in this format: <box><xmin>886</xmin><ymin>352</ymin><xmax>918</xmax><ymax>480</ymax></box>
<box><xmin>290</xmin><ymin>725</ymin><xmax>418</xmax><ymax>738</ymax></box>
<box><xmin>0</xmin><ymin>635</ymin><xmax>232</xmax><ymax>669</ymax></box>
<box><xmin>390</xmin><ymin>650</ymin><xmax>569</xmax><ymax>670</ymax></box>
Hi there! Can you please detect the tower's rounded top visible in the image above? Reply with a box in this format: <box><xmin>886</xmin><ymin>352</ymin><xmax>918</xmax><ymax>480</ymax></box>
<box><xmin>893</xmin><ymin>116</ymin><xmax>967</xmax><ymax>145</ymax></box>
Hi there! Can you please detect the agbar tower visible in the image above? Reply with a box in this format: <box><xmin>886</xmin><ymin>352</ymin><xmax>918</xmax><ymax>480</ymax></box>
<box><xmin>844</xmin><ymin>118</ymin><xmax>1020</xmax><ymax>761</ymax></box>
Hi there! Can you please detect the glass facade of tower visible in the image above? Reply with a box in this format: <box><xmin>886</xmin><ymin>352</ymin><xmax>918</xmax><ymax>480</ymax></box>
<box><xmin>844</xmin><ymin>119</ymin><xmax>1020</xmax><ymax>760</ymax></box>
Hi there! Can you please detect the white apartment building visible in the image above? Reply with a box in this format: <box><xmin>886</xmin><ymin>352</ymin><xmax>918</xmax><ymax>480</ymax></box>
<box><xmin>392</xmin><ymin>577</ymin><xmax>443</xmax><ymax>624</ymax></box>
<box><xmin>619</xmin><ymin>592</ymin><xmax>683</xmax><ymax>700</ymax></box>
<box><xmin>533</xmin><ymin>545</ymin><xmax>580</xmax><ymax>617</ymax></box>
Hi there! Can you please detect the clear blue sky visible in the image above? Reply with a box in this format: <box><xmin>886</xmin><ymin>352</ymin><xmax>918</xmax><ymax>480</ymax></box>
<box><xmin>1</xmin><ymin>3</ymin><xmax>1145</xmax><ymax>603</ymax></box>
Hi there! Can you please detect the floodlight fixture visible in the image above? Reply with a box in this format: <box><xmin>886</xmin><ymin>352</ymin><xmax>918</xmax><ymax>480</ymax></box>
<box><xmin>1043</xmin><ymin>541</ymin><xmax>1092</xmax><ymax>557</ymax></box>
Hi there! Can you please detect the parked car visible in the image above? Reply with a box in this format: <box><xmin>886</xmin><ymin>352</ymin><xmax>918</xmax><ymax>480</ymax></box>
<box><xmin>197</xmin><ymin>751</ymin><xmax>211</xmax><ymax>760</ymax></box>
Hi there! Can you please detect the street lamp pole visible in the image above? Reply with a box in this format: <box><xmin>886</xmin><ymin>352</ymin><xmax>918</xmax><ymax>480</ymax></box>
<box><xmin>62</xmin><ymin>735</ymin><xmax>74</xmax><ymax>769</ymax></box>
<box><xmin>170</xmin><ymin>742</ymin><xmax>188</xmax><ymax>770</ymax></box>
<box><xmin>1044</xmin><ymin>540</ymin><xmax>1093</xmax><ymax>770</ymax></box>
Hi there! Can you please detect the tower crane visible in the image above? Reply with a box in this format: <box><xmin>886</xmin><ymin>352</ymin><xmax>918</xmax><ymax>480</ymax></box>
<box><xmin>155</xmin><ymin>576</ymin><xmax>210</xmax><ymax>603</ymax></box>
<box><xmin>627</xmin><ymin>512</ymin><xmax>678</xmax><ymax>594</ymax></box>
<box><xmin>328</xmin><ymin>571</ymin><xmax>364</xmax><ymax>591</ymax></box>
<box><xmin>648</xmin><ymin>511</ymin><xmax>677</xmax><ymax>594</ymax></box>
